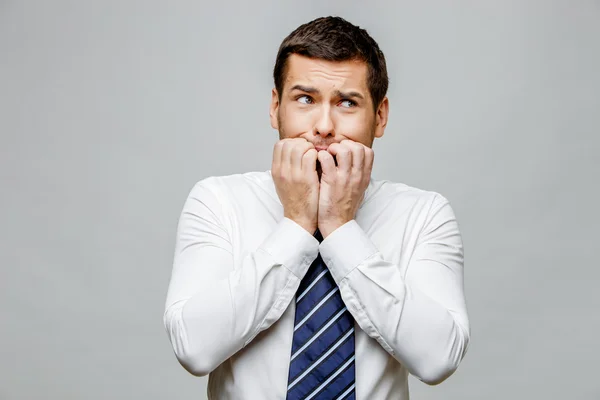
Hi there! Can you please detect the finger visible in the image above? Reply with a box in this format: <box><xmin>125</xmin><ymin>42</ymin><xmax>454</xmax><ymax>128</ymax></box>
<box><xmin>292</xmin><ymin>140</ymin><xmax>314</xmax><ymax>180</ymax></box>
<box><xmin>364</xmin><ymin>146</ymin><xmax>374</xmax><ymax>175</ymax></box>
<box><xmin>327</xmin><ymin>142</ymin><xmax>352</xmax><ymax>175</ymax></box>
<box><xmin>317</xmin><ymin>149</ymin><xmax>336</xmax><ymax>177</ymax></box>
<box><xmin>350</xmin><ymin>142</ymin><xmax>365</xmax><ymax>175</ymax></box>
<box><xmin>272</xmin><ymin>140</ymin><xmax>283</xmax><ymax>176</ymax></box>
<box><xmin>281</xmin><ymin>139</ymin><xmax>295</xmax><ymax>179</ymax></box>
<box><xmin>302</xmin><ymin>148</ymin><xmax>318</xmax><ymax>179</ymax></box>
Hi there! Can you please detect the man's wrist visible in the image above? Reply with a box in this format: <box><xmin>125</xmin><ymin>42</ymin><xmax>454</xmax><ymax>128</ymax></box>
<box><xmin>286</xmin><ymin>217</ymin><xmax>317</xmax><ymax>235</ymax></box>
<box><xmin>318</xmin><ymin>219</ymin><xmax>348</xmax><ymax>239</ymax></box>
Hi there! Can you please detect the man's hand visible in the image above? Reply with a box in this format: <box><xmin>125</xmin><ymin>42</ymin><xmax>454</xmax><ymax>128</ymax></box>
<box><xmin>317</xmin><ymin>139</ymin><xmax>374</xmax><ymax>239</ymax></box>
<box><xmin>272</xmin><ymin>138</ymin><xmax>320</xmax><ymax>234</ymax></box>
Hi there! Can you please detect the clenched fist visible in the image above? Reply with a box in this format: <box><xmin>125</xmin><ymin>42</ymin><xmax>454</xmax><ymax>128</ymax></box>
<box><xmin>317</xmin><ymin>140</ymin><xmax>374</xmax><ymax>239</ymax></box>
<box><xmin>271</xmin><ymin>138</ymin><xmax>319</xmax><ymax>234</ymax></box>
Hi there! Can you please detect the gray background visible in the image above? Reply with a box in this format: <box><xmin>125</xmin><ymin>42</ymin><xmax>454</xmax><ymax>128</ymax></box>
<box><xmin>1</xmin><ymin>1</ymin><xmax>599</xmax><ymax>399</ymax></box>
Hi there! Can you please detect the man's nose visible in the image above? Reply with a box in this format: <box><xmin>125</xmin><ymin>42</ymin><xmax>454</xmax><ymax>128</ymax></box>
<box><xmin>314</xmin><ymin>105</ymin><xmax>335</xmax><ymax>137</ymax></box>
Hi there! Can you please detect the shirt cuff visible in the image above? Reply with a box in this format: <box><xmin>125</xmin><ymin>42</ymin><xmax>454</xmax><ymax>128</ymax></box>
<box><xmin>261</xmin><ymin>217</ymin><xmax>320</xmax><ymax>278</ymax></box>
<box><xmin>319</xmin><ymin>219</ymin><xmax>379</xmax><ymax>283</ymax></box>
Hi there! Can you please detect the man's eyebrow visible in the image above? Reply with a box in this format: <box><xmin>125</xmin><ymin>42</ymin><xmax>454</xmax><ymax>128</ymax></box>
<box><xmin>333</xmin><ymin>89</ymin><xmax>365</xmax><ymax>100</ymax></box>
<box><xmin>289</xmin><ymin>85</ymin><xmax>365</xmax><ymax>100</ymax></box>
<box><xmin>289</xmin><ymin>85</ymin><xmax>320</xmax><ymax>94</ymax></box>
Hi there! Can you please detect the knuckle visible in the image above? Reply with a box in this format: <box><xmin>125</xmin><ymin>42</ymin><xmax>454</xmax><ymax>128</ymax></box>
<box><xmin>275</xmin><ymin>141</ymin><xmax>286</xmax><ymax>151</ymax></box>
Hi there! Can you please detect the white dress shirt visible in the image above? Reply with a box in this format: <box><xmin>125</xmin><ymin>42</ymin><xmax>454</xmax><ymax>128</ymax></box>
<box><xmin>163</xmin><ymin>170</ymin><xmax>470</xmax><ymax>399</ymax></box>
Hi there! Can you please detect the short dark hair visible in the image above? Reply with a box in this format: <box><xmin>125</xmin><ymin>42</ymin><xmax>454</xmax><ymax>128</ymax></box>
<box><xmin>273</xmin><ymin>16</ymin><xmax>389</xmax><ymax>111</ymax></box>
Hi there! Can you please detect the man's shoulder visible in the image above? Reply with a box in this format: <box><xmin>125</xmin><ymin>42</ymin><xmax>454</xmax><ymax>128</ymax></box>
<box><xmin>192</xmin><ymin>170</ymin><xmax>270</xmax><ymax>190</ymax></box>
<box><xmin>371</xmin><ymin>178</ymin><xmax>447</xmax><ymax>209</ymax></box>
<box><xmin>188</xmin><ymin>170</ymin><xmax>275</xmax><ymax>205</ymax></box>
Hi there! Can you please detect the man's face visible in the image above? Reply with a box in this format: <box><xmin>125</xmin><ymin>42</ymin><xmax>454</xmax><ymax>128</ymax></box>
<box><xmin>270</xmin><ymin>54</ymin><xmax>388</xmax><ymax>173</ymax></box>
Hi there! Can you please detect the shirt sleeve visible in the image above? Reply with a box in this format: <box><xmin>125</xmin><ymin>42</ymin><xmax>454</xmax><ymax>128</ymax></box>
<box><xmin>318</xmin><ymin>193</ymin><xmax>470</xmax><ymax>385</ymax></box>
<box><xmin>163</xmin><ymin>179</ymin><xmax>320</xmax><ymax>376</ymax></box>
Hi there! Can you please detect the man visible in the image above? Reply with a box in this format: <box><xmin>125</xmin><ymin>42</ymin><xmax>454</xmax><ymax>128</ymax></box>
<box><xmin>163</xmin><ymin>16</ymin><xmax>470</xmax><ymax>400</ymax></box>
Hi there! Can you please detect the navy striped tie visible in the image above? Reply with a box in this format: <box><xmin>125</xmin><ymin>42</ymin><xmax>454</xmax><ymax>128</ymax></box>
<box><xmin>286</xmin><ymin>228</ymin><xmax>356</xmax><ymax>400</ymax></box>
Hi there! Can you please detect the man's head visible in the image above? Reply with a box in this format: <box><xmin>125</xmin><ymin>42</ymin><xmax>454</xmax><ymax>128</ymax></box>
<box><xmin>270</xmin><ymin>16</ymin><xmax>390</xmax><ymax>152</ymax></box>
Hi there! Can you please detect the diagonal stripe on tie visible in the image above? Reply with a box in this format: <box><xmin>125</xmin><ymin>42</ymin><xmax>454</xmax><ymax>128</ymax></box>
<box><xmin>297</xmin><ymin>269</ymin><xmax>329</xmax><ymax>303</ymax></box>
<box><xmin>286</xmin><ymin>228</ymin><xmax>355</xmax><ymax>400</ymax></box>
<box><xmin>294</xmin><ymin>255</ymin><xmax>332</xmax><ymax>320</ymax></box>
<box><xmin>294</xmin><ymin>286</ymin><xmax>339</xmax><ymax>331</ymax></box>
<box><xmin>335</xmin><ymin>382</ymin><xmax>356</xmax><ymax>400</ymax></box>
<box><xmin>288</xmin><ymin>326</ymin><xmax>354</xmax><ymax>390</ymax></box>
<box><xmin>291</xmin><ymin>306</ymin><xmax>348</xmax><ymax>361</ymax></box>
<box><xmin>304</xmin><ymin>354</ymin><xmax>355</xmax><ymax>400</ymax></box>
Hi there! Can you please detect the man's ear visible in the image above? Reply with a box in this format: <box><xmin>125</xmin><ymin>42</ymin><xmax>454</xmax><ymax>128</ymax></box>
<box><xmin>374</xmin><ymin>96</ymin><xmax>389</xmax><ymax>139</ymax></box>
<box><xmin>270</xmin><ymin>88</ymin><xmax>279</xmax><ymax>130</ymax></box>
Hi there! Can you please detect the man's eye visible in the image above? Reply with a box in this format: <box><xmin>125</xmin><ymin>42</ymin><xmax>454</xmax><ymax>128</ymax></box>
<box><xmin>339</xmin><ymin>99</ymin><xmax>356</xmax><ymax>108</ymax></box>
<box><xmin>297</xmin><ymin>95</ymin><xmax>313</xmax><ymax>104</ymax></box>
